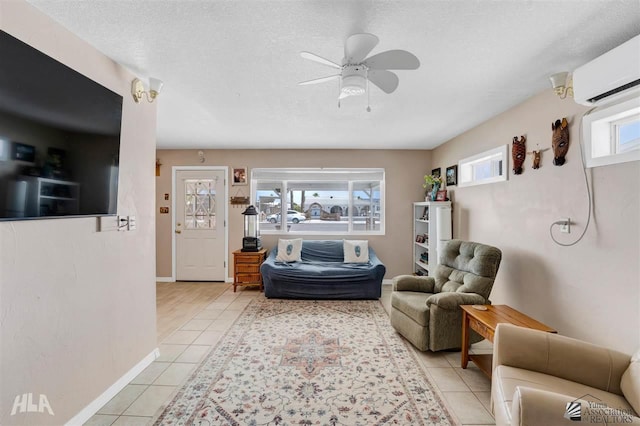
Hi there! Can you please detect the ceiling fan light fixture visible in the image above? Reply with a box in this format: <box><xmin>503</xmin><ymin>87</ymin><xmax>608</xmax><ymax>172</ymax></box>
<box><xmin>341</xmin><ymin>75</ymin><xmax>366</xmax><ymax>97</ymax></box>
<box><xmin>340</xmin><ymin>65</ymin><xmax>368</xmax><ymax>98</ymax></box>
<box><xmin>300</xmin><ymin>33</ymin><xmax>420</xmax><ymax>107</ymax></box>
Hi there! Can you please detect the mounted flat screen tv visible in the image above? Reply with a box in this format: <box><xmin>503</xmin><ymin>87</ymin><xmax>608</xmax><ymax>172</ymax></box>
<box><xmin>0</xmin><ymin>30</ymin><xmax>122</xmax><ymax>221</ymax></box>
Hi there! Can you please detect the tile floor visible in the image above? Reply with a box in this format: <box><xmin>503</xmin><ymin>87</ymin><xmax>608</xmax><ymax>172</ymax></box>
<box><xmin>85</xmin><ymin>285</ymin><xmax>495</xmax><ymax>425</ymax></box>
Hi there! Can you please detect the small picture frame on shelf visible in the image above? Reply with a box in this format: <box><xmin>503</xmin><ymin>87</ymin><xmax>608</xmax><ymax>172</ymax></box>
<box><xmin>446</xmin><ymin>165</ymin><xmax>458</xmax><ymax>186</ymax></box>
<box><xmin>436</xmin><ymin>190</ymin><xmax>448</xmax><ymax>201</ymax></box>
<box><xmin>431</xmin><ymin>167</ymin><xmax>441</xmax><ymax>179</ymax></box>
<box><xmin>416</xmin><ymin>235</ymin><xmax>425</xmax><ymax>243</ymax></box>
<box><xmin>421</xmin><ymin>207</ymin><xmax>428</xmax><ymax>220</ymax></box>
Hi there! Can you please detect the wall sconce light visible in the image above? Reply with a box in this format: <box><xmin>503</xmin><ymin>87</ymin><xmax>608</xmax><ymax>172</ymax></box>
<box><xmin>155</xmin><ymin>159</ymin><xmax>162</xmax><ymax>177</ymax></box>
<box><xmin>132</xmin><ymin>77</ymin><xmax>164</xmax><ymax>103</ymax></box>
<box><xmin>549</xmin><ymin>72</ymin><xmax>574</xmax><ymax>99</ymax></box>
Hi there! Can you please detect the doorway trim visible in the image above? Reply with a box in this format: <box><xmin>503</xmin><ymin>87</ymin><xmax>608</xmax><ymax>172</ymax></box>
<box><xmin>171</xmin><ymin>166</ymin><xmax>229</xmax><ymax>282</ymax></box>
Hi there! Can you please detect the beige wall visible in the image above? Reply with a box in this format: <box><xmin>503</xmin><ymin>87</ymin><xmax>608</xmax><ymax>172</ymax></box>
<box><xmin>156</xmin><ymin>149</ymin><xmax>431</xmax><ymax>280</ymax></box>
<box><xmin>432</xmin><ymin>89</ymin><xmax>640</xmax><ymax>354</ymax></box>
<box><xmin>0</xmin><ymin>2</ymin><xmax>157</xmax><ymax>424</ymax></box>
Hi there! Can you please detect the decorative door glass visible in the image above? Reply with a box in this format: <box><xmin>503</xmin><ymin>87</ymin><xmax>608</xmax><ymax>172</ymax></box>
<box><xmin>184</xmin><ymin>179</ymin><xmax>217</xmax><ymax>229</ymax></box>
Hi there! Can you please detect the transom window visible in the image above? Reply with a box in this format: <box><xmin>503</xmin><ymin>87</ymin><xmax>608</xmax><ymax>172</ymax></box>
<box><xmin>458</xmin><ymin>145</ymin><xmax>508</xmax><ymax>187</ymax></box>
<box><xmin>583</xmin><ymin>95</ymin><xmax>640</xmax><ymax>168</ymax></box>
<box><xmin>613</xmin><ymin>114</ymin><xmax>640</xmax><ymax>154</ymax></box>
<box><xmin>251</xmin><ymin>168</ymin><xmax>385</xmax><ymax>235</ymax></box>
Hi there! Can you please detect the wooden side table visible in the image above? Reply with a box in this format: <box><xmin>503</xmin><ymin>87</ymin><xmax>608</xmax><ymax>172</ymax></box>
<box><xmin>232</xmin><ymin>248</ymin><xmax>267</xmax><ymax>293</ymax></box>
<box><xmin>460</xmin><ymin>304</ymin><xmax>556</xmax><ymax>378</ymax></box>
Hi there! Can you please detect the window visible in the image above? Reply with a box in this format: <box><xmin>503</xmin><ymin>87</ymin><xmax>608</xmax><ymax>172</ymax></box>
<box><xmin>458</xmin><ymin>145</ymin><xmax>508</xmax><ymax>187</ymax></box>
<box><xmin>614</xmin><ymin>115</ymin><xmax>640</xmax><ymax>153</ymax></box>
<box><xmin>184</xmin><ymin>179</ymin><xmax>217</xmax><ymax>229</ymax></box>
<box><xmin>583</xmin><ymin>96</ymin><xmax>640</xmax><ymax>168</ymax></box>
<box><xmin>251</xmin><ymin>168</ymin><xmax>384</xmax><ymax>235</ymax></box>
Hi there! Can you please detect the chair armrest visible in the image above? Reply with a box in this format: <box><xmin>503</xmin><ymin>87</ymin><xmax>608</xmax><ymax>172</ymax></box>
<box><xmin>511</xmin><ymin>387</ymin><xmax>640</xmax><ymax>426</ymax></box>
<box><xmin>392</xmin><ymin>275</ymin><xmax>435</xmax><ymax>293</ymax></box>
<box><xmin>425</xmin><ymin>292</ymin><xmax>485</xmax><ymax>310</ymax></box>
<box><xmin>494</xmin><ymin>324</ymin><xmax>631</xmax><ymax>394</ymax></box>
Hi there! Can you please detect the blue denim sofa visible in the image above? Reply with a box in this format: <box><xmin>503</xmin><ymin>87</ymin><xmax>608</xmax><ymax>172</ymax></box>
<box><xmin>261</xmin><ymin>240</ymin><xmax>385</xmax><ymax>299</ymax></box>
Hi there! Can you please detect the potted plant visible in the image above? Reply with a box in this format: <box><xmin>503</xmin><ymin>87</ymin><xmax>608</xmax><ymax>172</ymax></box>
<box><xmin>423</xmin><ymin>174</ymin><xmax>443</xmax><ymax>201</ymax></box>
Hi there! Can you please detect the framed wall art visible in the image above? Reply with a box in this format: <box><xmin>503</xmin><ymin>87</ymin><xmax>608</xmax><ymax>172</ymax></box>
<box><xmin>446</xmin><ymin>165</ymin><xmax>458</xmax><ymax>186</ymax></box>
<box><xmin>232</xmin><ymin>167</ymin><xmax>248</xmax><ymax>186</ymax></box>
<box><xmin>431</xmin><ymin>167</ymin><xmax>441</xmax><ymax>179</ymax></box>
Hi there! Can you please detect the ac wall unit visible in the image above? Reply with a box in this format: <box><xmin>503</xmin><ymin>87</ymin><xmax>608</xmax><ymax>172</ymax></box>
<box><xmin>573</xmin><ymin>34</ymin><xmax>640</xmax><ymax>106</ymax></box>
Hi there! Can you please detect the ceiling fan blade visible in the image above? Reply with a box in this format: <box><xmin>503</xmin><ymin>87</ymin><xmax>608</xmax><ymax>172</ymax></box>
<box><xmin>364</xmin><ymin>50</ymin><xmax>420</xmax><ymax>70</ymax></box>
<box><xmin>344</xmin><ymin>33</ymin><xmax>379</xmax><ymax>63</ymax></box>
<box><xmin>298</xmin><ymin>75</ymin><xmax>341</xmax><ymax>85</ymax></box>
<box><xmin>367</xmin><ymin>70</ymin><xmax>399</xmax><ymax>94</ymax></box>
<box><xmin>300</xmin><ymin>51</ymin><xmax>342</xmax><ymax>69</ymax></box>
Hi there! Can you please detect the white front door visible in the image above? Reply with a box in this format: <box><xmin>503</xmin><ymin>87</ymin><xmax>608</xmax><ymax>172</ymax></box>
<box><xmin>175</xmin><ymin>169</ymin><xmax>226</xmax><ymax>281</ymax></box>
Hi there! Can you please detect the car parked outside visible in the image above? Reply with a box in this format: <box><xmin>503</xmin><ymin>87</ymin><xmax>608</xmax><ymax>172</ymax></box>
<box><xmin>266</xmin><ymin>210</ymin><xmax>307</xmax><ymax>224</ymax></box>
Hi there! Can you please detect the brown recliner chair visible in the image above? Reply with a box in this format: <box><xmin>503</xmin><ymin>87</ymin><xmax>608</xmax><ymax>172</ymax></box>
<box><xmin>390</xmin><ymin>239</ymin><xmax>502</xmax><ymax>351</ymax></box>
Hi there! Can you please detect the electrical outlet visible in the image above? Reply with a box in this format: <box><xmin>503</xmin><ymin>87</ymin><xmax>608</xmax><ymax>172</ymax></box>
<box><xmin>127</xmin><ymin>215</ymin><xmax>137</xmax><ymax>231</ymax></box>
<box><xmin>560</xmin><ymin>218</ymin><xmax>570</xmax><ymax>233</ymax></box>
<box><xmin>118</xmin><ymin>215</ymin><xmax>129</xmax><ymax>231</ymax></box>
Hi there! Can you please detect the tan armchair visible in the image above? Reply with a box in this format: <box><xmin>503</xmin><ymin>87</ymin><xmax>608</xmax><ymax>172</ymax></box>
<box><xmin>492</xmin><ymin>323</ymin><xmax>640</xmax><ymax>425</ymax></box>
<box><xmin>390</xmin><ymin>239</ymin><xmax>502</xmax><ymax>351</ymax></box>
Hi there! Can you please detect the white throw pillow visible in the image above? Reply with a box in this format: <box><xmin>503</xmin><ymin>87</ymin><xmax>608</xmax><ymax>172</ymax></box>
<box><xmin>344</xmin><ymin>240</ymin><xmax>369</xmax><ymax>263</ymax></box>
<box><xmin>276</xmin><ymin>238</ymin><xmax>303</xmax><ymax>262</ymax></box>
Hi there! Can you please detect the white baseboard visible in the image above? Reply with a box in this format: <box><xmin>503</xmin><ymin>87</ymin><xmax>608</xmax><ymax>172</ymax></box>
<box><xmin>65</xmin><ymin>348</ymin><xmax>159</xmax><ymax>425</ymax></box>
<box><xmin>382</xmin><ymin>279</ymin><xmax>394</xmax><ymax>286</ymax></box>
<box><xmin>225</xmin><ymin>277</ymin><xmax>234</xmax><ymax>283</ymax></box>
<box><xmin>156</xmin><ymin>277</ymin><xmax>174</xmax><ymax>282</ymax></box>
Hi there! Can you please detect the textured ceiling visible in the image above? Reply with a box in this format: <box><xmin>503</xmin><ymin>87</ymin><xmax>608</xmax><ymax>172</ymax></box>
<box><xmin>25</xmin><ymin>0</ymin><xmax>640</xmax><ymax>150</ymax></box>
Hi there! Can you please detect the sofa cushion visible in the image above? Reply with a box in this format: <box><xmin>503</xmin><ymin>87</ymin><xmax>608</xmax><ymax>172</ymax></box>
<box><xmin>621</xmin><ymin>349</ymin><xmax>640</xmax><ymax>415</ymax></box>
<box><xmin>276</xmin><ymin>238</ymin><xmax>303</xmax><ymax>262</ymax></box>
<box><xmin>493</xmin><ymin>365</ymin><xmax>636</xmax><ymax>425</ymax></box>
<box><xmin>300</xmin><ymin>240</ymin><xmax>344</xmax><ymax>262</ymax></box>
<box><xmin>390</xmin><ymin>291</ymin><xmax>432</xmax><ymax>327</ymax></box>
<box><xmin>344</xmin><ymin>240</ymin><xmax>369</xmax><ymax>263</ymax></box>
<box><xmin>494</xmin><ymin>325</ymin><xmax>629</xmax><ymax>394</ymax></box>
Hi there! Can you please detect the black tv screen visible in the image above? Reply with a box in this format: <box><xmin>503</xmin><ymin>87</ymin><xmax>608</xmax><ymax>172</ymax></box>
<box><xmin>0</xmin><ymin>30</ymin><xmax>123</xmax><ymax>221</ymax></box>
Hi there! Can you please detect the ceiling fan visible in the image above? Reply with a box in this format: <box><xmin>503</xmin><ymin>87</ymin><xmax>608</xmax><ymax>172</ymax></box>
<box><xmin>299</xmin><ymin>33</ymin><xmax>420</xmax><ymax>110</ymax></box>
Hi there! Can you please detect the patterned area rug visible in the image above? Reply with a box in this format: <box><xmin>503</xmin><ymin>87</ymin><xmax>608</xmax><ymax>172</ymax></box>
<box><xmin>154</xmin><ymin>298</ymin><xmax>458</xmax><ymax>425</ymax></box>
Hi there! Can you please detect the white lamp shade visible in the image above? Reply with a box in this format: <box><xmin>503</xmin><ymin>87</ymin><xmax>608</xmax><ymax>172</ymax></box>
<box><xmin>149</xmin><ymin>77</ymin><xmax>164</xmax><ymax>94</ymax></box>
<box><xmin>549</xmin><ymin>72</ymin><xmax>568</xmax><ymax>89</ymax></box>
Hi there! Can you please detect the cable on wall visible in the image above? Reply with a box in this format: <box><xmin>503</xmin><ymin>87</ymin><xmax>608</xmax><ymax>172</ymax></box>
<box><xmin>549</xmin><ymin>107</ymin><xmax>596</xmax><ymax>246</ymax></box>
